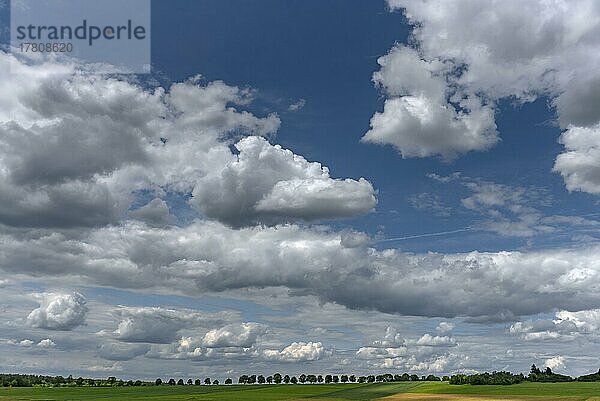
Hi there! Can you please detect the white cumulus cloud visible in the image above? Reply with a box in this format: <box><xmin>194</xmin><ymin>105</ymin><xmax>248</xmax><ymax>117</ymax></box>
<box><xmin>26</xmin><ymin>292</ymin><xmax>87</xmax><ymax>330</ymax></box>
<box><xmin>202</xmin><ymin>323</ymin><xmax>267</xmax><ymax>348</ymax></box>
<box><xmin>262</xmin><ymin>341</ymin><xmax>324</xmax><ymax>362</ymax></box>
<box><xmin>191</xmin><ymin>136</ymin><xmax>376</xmax><ymax>226</ymax></box>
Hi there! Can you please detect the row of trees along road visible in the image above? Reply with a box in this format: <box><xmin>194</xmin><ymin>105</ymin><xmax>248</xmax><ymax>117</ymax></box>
<box><xmin>154</xmin><ymin>378</ymin><xmax>231</xmax><ymax>386</ymax></box>
<box><xmin>3</xmin><ymin>364</ymin><xmax>600</xmax><ymax>387</ymax></box>
<box><xmin>238</xmin><ymin>373</ymin><xmax>444</xmax><ymax>384</ymax></box>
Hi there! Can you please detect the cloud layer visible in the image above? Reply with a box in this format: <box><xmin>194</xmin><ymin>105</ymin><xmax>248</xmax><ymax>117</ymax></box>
<box><xmin>4</xmin><ymin>220</ymin><xmax>600</xmax><ymax>321</ymax></box>
<box><xmin>0</xmin><ymin>52</ymin><xmax>375</xmax><ymax>229</ymax></box>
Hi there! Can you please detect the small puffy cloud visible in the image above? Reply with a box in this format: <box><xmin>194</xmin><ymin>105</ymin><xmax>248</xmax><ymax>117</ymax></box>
<box><xmin>191</xmin><ymin>136</ymin><xmax>377</xmax><ymax>226</ymax></box>
<box><xmin>408</xmin><ymin>354</ymin><xmax>453</xmax><ymax>373</ymax></box>
<box><xmin>357</xmin><ymin>346</ymin><xmax>408</xmax><ymax>360</ymax></box>
<box><xmin>555</xmin><ymin>309</ymin><xmax>600</xmax><ymax>332</ymax></box>
<box><xmin>288</xmin><ymin>98</ymin><xmax>306</xmax><ymax>112</ymax></box>
<box><xmin>202</xmin><ymin>322</ymin><xmax>267</xmax><ymax>348</ymax></box>
<box><xmin>27</xmin><ymin>292</ymin><xmax>88</xmax><ymax>330</ymax></box>
<box><xmin>436</xmin><ymin>322</ymin><xmax>455</xmax><ymax>334</ymax></box>
<box><xmin>37</xmin><ymin>339</ymin><xmax>56</xmax><ymax>349</ymax></box>
<box><xmin>262</xmin><ymin>341</ymin><xmax>324</xmax><ymax>362</ymax></box>
<box><xmin>98</xmin><ymin>342</ymin><xmax>150</xmax><ymax>361</ymax></box>
<box><xmin>510</xmin><ymin>321</ymin><xmax>570</xmax><ymax>342</ymax></box>
<box><xmin>362</xmin><ymin>94</ymin><xmax>497</xmax><ymax>160</ymax></box>
<box><xmin>416</xmin><ymin>334</ymin><xmax>457</xmax><ymax>347</ymax></box>
<box><xmin>356</xmin><ymin>332</ymin><xmax>456</xmax><ymax>373</ymax></box>
<box><xmin>362</xmin><ymin>45</ymin><xmax>497</xmax><ymax>159</ymax></box>
<box><xmin>83</xmin><ymin>362</ymin><xmax>123</xmax><ymax>373</ymax></box>
<box><xmin>545</xmin><ymin>356</ymin><xmax>566</xmax><ymax>371</ymax></box>
<box><xmin>166</xmin><ymin>79</ymin><xmax>280</xmax><ymax>135</ymax></box>
<box><xmin>553</xmin><ymin>124</ymin><xmax>600</xmax><ymax>195</ymax></box>
<box><xmin>369</xmin><ymin>327</ymin><xmax>405</xmax><ymax>348</ymax></box>
<box><xmin>510</xmin><ymin>309</ymin><xmax>600</xmax><ymax>342</ymax></box>
<box><xmin>112</xmin><ymin>307</ymin><xmax>223</xmax><ymax>344</ymax></box>
<box><xmin>19</xmin><ymin>339</ymin><xmax>34</xmax><ymax>347</ymax></box>
<box><xmin>146</xmin><ymin>335</ymin><xmax>260</xmax><ymax>362</ymax></box>
<box><xmin>128</xmin><ymin>198</ymin><xmax>175</xmax><ymax>225</ymax></box>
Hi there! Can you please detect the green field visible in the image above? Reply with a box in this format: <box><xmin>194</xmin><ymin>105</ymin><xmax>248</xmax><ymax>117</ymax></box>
<box><xmin>1</xmin><ymin>382</ymin><xmax>600</xmax><ymax>401</ymax></box>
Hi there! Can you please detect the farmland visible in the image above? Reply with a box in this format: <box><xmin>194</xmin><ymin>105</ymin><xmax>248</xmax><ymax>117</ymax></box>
<box><xmin>1</xmin><ymin>382</ymin><xmax>600</xmax><ymax>401</ymax></box>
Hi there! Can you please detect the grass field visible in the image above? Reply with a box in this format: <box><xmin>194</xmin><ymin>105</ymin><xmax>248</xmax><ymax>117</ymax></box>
<box><xmin>1</xmin><ymin>382</ymin><xmax>599</xmax><ymax>401</ymax></box>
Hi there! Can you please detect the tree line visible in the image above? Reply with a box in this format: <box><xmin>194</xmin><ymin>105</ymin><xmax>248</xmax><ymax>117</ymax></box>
<box><xmin>0</xmin><ymin>374</ymin><xmax>147</xmax><ymax>388</ymax></box>
<box><xmin>237</xmin><ymin>373</ymin><xmax>443</xmax><ymax>385</ymax></box>
<box><xmin>449</xmin><ymin>364</ymin><xmax>580</xmax><ymax>385</ymax></box>
<box><xmin>3</xmin><ymin>364</ymin><xmax>600</xmax><ymax>387</ymax></box>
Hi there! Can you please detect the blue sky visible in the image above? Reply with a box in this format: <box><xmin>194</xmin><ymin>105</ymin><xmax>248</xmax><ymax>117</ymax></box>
<box><xmin>1</xmin><ymin>0</ymin><xmax>600</xmax><ymax>381</ymax></box>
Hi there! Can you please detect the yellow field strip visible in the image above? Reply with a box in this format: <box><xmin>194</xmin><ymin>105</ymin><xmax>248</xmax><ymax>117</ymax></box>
<box><xmin>377</xmin><ymin>394</ymin><xmax>584</xmax><ymax>401</ymax></box>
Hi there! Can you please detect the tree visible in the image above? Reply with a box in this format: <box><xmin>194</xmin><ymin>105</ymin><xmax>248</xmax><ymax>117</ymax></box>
<box><xmin>528</xmin><ymin>364</ymin><xmax>572</xmax><ymax>383</ymax></box>
<box><xmin>225</xmin><ymin>378</ymin><xmax>232</xmax><ymax>385</ymax></box>
<box><xmin>283</xmin><ymin>375</ymin><xmax>290</xmax><ymax>384</ymax></box>
<box><xmin>317</xmin><ymin>375</ymin><xmax>324</xmax><ymax>383</ymax></box>
<box><xmin>168</xmin><ymin>378</ymin><xmax>176</xmax><ymax>386</ymax></box>
<box><xmin>450</xmin><ymin>371</ymin><xmax>525</xmax><ymax>385</ymax></box>
<box><xmin>248</xmin><ymin>375</ymin><xmax>256</xmax><ymax>384</ymax></box>
<box><xmin>187</xmin><ymin>379</ymin><xmax>193</xmax><ymax>385</ymax></box>
<box><xmin>213</xmin><ymin>380</ymin><xmax>219</xmax><ymax>385</ymax></box>
<box><xmin>341</xmin><ymin>375</ymin><xmax>348</xmax><ymax>383</ymax></box>
<box><xmin>349</xmin><ymin>375</ymin><xmax>356</xmax><ymax>383</ymax></box>
<box><xmin>195</xmin><ymin>379</ymin><xmax>201</xmax><ymax>385</ymax></box>
<box><xmin>273</xmin><ymin>373</ymin><xmax>282</xmax><ymax>384</ymax></box>
<box><xmin>155</xmin><ymin>378</ymin><xmax>163</xmax><ymax>386</ymax></box>
<box><xmin>204</xmin><ymin>378</ymin><xmax>211</xmax><ymax>385</ymax></box>
<box><xmin>299</xmin><ymin>374</ymin><xmax>306</xmax><ymax>384</ymax></box>
<box><xmin>324</xmin><ymin>374</ymin><xmax>332</xmax><ymax>384</ymax></box>
<box><xmin>577</xmin><ymin>368</ymin><xmax>600</xmax><ymax>382</ymax></box>
<box><xmin>238</xmin><ymin>375</ymin><xmax>248</xmax><ymax>384</ymax></box>
<box><xmin>267</xmin><ymin>376</ymin><xmax>273</xmax><ymax>384</ymax></box>
<box><xmin>177</xmin><ymin>379</ymin><xmax>184</xmax><ymax>386</ymax></box>
<box><xmin>290</xmin><ymin>376</ymin><xmax>298</xmax><ymax>384</ymax></box>
<box><xmin>258</xmin><ymin>375</ymin><xmax>265</xmax><ymax>384</ymax></box>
